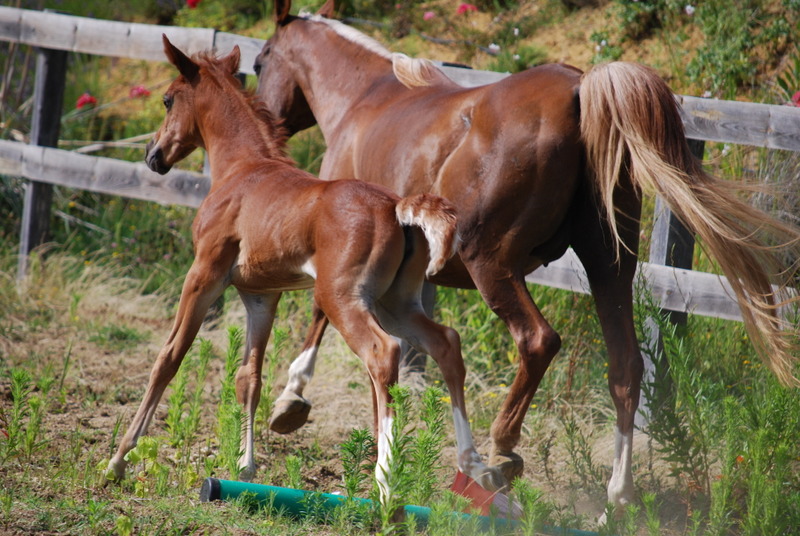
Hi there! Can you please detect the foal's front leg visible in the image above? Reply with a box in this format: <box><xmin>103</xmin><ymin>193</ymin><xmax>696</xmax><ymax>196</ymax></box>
<box><xmin>107</xmin><ymin>265</ymin><xmax>225</xmax><ymax>480</ymax></box>
<box><xmin>236</xmin><ymin>291</ymin><xmax>281</xmax><ymax>481</ymax></box>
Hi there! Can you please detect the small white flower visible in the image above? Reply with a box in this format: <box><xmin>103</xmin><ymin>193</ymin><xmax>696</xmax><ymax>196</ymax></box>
<box><xmin>488</xmin><ymin>43</ymin><xmax>501</xmax><ymax>53</ymax></box>
<box><xmin>722</xmin><ymin>144</ymin><xmax>731</xmax><ymax>156</ymax></box>
<box><xmin>513</xmin><ymin>27</ymin><xmax>519</xmax><ymax>37</ymax></box>
<box><xmin>595</xmin><ymin>45</ymin><xmax>602</xmax><ymax>52</ymax></box>
<box><xmin>600</xmin><ymin>39</ymin><xmax>608</xmax><ymax>47</ymax></box>
<box><xmin>702</xmin><ymin>90</ymin><xmax>712</xmax><ymax>98</ymax></box>
<box><xmin>513</xmin><ymin>54</ymin><xmax>520</xmax><ymax>60</ymax></box>
<box><xmin>685</xmin><ymin>4</ymin><xmax>695</xmax><ymax>16</ymax></box>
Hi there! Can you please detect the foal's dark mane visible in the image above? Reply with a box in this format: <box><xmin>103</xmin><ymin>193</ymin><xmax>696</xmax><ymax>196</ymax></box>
<box><xmin>195</xmin><ymin>51</ymin><xmax>294</xmax><ymax>165</ymax></box>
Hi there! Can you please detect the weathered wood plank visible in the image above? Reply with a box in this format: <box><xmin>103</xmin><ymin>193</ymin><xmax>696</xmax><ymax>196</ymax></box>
<box><xmin>679</xmin><ymin>95</ymin><xmax>800</xmax><ymax>150</ymax></box>
<box><xmin>0</xmin><ymin>7</ymin><xmax>215</xmax><ymax>61</ymax></box>
<box><xmin>4</xmin><ymin>7</ymin><xmax>800</xmax><ymax>151</ymax></box>
<box><xmin>438</xmin><ymin>64</ymin><xmax>508</xmax><ymax>87</ymax></box>
<box><xmin>18</xmin><ymin>44</ymin><xmax>67</xmax><ymax>279</ymax></box>
<box><xmin>0</xmin><ymin>138</ymin><xmax>746</xmax><ymax>321</ymax></box>
<box><xmin>526</xmin><ymin>248</ymin><xmax>743</xmax><ymax>321</ymax></box>
<box><xmin>214</xmin><ymin>32</ymin><xmax>264</xmax><ymax>75</ymax></box>
<box><xmin>0</xmin><ymin>140</ymin><xmax>209</xmax><ymax>208</ymax></box>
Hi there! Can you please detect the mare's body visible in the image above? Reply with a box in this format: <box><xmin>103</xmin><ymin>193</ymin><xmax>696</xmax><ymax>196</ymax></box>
<box><xmin>253</xmin><ymin>0</ymin><xmax>800</xmax><ymax>510</ymax></box>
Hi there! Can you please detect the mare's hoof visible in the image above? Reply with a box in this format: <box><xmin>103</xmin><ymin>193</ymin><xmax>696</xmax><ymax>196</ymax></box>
<box><xmin>488</xmin><ymin>450</ymin><xmax>524</xmax><ymax>484</ymax></box>
<box><xmin>269</xmin><ymin>394</ymin><xmax>312</xmax><ymax>434</ymax></box>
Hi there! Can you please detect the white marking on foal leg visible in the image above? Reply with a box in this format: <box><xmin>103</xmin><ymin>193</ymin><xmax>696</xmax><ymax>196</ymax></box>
<box><xmin>239</xmin><ymin>416</ymin><xmax>256</xmax><ymax>481</ymax></box>
<box><xmin>277</xmin><ymin>346</ymin><xmax>318</xmax><ymax>401</ymax></box>
<box><xmin>607</xmin><ymin>426</ymin><xmax>635</xmax><ymax>508</ymax></box>
<box><xmin>375</xmin><ymin>415</ymin><xmax>394</xmax><ymax>505</ymax></box>
<box><xmin>452</xmin><ymin>407</ymin><xmax>499</xmax><ymax>490</ymax></box>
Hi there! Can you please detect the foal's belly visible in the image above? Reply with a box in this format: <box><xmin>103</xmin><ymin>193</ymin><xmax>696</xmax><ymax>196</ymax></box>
<box><xmin>229</xmin><ymin>261</ymin><xmax>315</xmax><ymax>293</ymax></box>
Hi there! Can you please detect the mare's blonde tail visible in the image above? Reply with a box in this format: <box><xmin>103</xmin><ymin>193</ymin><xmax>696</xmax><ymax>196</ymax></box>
<box><xmin>579</xmin><ymin>61</ymin><xmax>800</xmax><ymax>386</ymax></box>
<box><xmin>396</xmin><ymin>194</ymin><xmax>459</xmax><ymax>277</ymax></box>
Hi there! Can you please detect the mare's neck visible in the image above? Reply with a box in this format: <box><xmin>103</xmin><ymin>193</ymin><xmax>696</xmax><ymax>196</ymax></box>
<box><xmin>297</xmin><ymin>30</ymin><xmax>395</xmax><ymax>138</ymax></box>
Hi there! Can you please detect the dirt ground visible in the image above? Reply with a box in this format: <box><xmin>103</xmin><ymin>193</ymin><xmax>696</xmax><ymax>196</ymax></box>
<box><xmin>0</xmin><ymin>263</ymin><xmax>693</xmax><ymax>534</ymax></box>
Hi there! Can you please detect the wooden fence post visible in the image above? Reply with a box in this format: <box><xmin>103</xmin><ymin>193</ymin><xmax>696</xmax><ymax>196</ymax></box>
<box><xmin>17</xmin><ymin>45</ymin><xmax>68</xmax><ymax>279</ymax></box>
<box><xmin>636</xmin><ymin>139</ymin><xmax>705</xmax><ymax>425</ymax></box>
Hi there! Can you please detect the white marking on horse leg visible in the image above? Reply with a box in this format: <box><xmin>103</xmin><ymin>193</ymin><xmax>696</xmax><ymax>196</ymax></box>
<box><xmin>375</xmin><ymin>415</ymin><xmax>394</xmax><ymax>505</ymax></box>
<box><xmin>607</xmin><ymin>426</ymin><xmax>635</xmax><ymax>507</ymax></box>
<box><xmin>452</xmin><ymin>406</ymin><xmax>503</xmax><ymax>491</ymax></box>
<box><xmin>276</xmin><ymin>346</ymin><xmax>318</xmax><ymax>403</ymax></box>
<box><xmin>238</xmin><ymin>414</ymin><xmax>256</xmax><ymax>482</ymax></box>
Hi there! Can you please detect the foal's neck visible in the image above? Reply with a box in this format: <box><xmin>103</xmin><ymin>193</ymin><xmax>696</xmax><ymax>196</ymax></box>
<box><xmin>198</xmin><ymin>82</ymin><xmax>288</xmax><ymax>182</ymax></box>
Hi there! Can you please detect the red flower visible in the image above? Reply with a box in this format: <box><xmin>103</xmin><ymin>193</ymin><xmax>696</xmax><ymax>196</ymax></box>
<box><xmin>129</xmin><ymin>85</ymin><xmax>151</xmax><ymax>99</ymax></box>
<box><xmin>187</xmin><ymin>0</ymin><xmax>200</xmax><ymax>8</ymax></box>
<box><xmin>792</xmin><ymin>90</ymin><xmax>800</xmax><ymax>107</ymax></box>
<box><xmin>456</xmin><ymin>3</ymin><xmax>478</xmax><ymax>14</ymax></box>
<box><xmin>76</xmin><ymin>92</ymin><xmax>97</xmax><ymax>109</ymax></box>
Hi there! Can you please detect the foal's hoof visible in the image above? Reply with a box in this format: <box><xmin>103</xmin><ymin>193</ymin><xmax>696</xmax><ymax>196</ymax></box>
<box><xmin>269</xmin><ymin>394</ymin><xmax>312</xmax><ymax>434</ymax></box>
<box><xmin>488</xmin><ymin>450</ymin><xmax>524</xmax><ymax>484</ymax></box>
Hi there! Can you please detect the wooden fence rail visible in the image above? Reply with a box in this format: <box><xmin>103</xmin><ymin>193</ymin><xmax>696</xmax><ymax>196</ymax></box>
<box><xmin>2</xmin><ymin>6</ymin><xmax>800</xmax><ymax>325</ymax></box>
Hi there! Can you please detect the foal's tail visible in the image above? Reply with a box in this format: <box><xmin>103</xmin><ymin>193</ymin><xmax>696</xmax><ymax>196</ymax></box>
<box><xmin>579</xmin><ymin>61</ymin><xmax>800</xmax><ymax>386</ymax></box>
<box><xmin>396</xmin><ymin>194</ymin><xmax>459</xmax><ymax>277</ymax></box>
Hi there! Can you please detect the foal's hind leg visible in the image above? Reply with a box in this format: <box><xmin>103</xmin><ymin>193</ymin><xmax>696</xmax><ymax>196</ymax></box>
<box><xmin>320</xmin><ymin>297</ymin><xmax>401</xmax><ymax>505</ymax></box>
<box><xmin>269</xmin><ymin>305</ymin><xmax>327</xmax><ymax>434</ymax></box>
<box><xmin>378</xmin><ymin>299</ymin><xmax>507</xmax><ymax>492</ymax></box>
<box><xmin>107</xmin><ymin>264</ymin><xmax>225</xmax><ymax>480</ymax></box>
<box><xmin>236</xmin><ymin>291</ymin><xmax>281</xmax><ymax>481</ymax></box>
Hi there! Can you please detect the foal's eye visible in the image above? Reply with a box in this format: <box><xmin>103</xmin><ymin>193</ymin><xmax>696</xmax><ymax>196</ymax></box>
<box><xmin>163</xmin><ymin>95</ymin><xmax>173</xmax><ymax>110</ymax></box>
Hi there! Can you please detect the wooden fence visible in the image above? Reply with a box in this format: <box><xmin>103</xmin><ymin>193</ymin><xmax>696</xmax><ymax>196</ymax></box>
<box><xmin>2</xmin><ymin>6</ymin><xmax>800</xmax><ymax>324</ymax></box>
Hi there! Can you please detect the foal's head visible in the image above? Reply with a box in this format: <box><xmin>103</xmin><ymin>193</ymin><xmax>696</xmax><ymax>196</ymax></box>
<box><xmin>145</xmin><ymin>35</ymin><xmax>241</xmax><ymax>174</ymax></box>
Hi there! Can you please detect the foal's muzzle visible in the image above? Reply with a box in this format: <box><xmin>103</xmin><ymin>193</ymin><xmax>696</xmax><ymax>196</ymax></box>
<box><xmin>145</xmin><ymin>139</ymin><xmax>171</xmax><ymax>175</ymax></box>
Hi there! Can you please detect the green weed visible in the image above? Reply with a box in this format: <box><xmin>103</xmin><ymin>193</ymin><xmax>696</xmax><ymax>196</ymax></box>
<box><xmin>340</xmin><ymin>428</ymin><xmax>376</xmax><ymax>498</ymax></box>
<box><xmin>88</xmin><ymin>324</ymin><xmax>147</xmax><ymax>351</ymax></box>
<box><xmin>218</xmin><ymin>326</ymin><xmax>246</xmax><ymax>480</ymax></box>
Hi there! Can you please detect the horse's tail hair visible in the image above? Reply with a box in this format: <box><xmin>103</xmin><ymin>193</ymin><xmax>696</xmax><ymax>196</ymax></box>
<box><xmin>579</xmin><ymin>61</ymin><xmax>800</xmax><ymax>387</ymax></box>
<box><xmin>396</xmin><ymin>193</ymin><xmax>459</xmax><ymax>277</ymax></box>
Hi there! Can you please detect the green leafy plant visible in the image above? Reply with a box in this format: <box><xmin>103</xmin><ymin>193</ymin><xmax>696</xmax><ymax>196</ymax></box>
<box><xmin>257</xmin><ymin>326</ymin><xmax>288</xmax><ymax>442</ymax></box>
<box><xmin>218</xmin><ymin>326</ymin><xmax>246</xmax><ymax>480</ymax></box>
<box><xmin>284</xmin><ymin>454</ymin><xmax>304</xmax><ymax>490</ymax></box>
<box><xmin>341</xmin><ymin>428</ymin><xmax>376</xmax><ymax>498</ymax></box>
<box><xmin>487</xmin><ymin>45</ymin><xmax>548</xmax><ymax>74</ymax></box>
<box><xmin>375</xmin><ymin>384</ymin><xmax>415</xmax><ymax>533</ymax></box>
<box><xmin>123</xmin><ymin>436</ymin><xmax>170</xmax><ymax>498</ymax></box>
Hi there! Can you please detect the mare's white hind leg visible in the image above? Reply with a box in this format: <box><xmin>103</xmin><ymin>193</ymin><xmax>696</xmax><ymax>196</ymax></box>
<box><xmin>607</xmin><ymin>426</ymin><xmax>635</xmax><ymax>506</ymax></box>
<box><xmin>270</xmin><ymin>306</ymin><xmax>327</xmax><ymax>434</ymax></box>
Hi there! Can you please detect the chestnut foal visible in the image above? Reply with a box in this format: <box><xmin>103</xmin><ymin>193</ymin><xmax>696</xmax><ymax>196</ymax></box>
<box><xmin>106</xmin><ymin>36</ymin><xmax>506</xmax><ymax>498</ymax></box>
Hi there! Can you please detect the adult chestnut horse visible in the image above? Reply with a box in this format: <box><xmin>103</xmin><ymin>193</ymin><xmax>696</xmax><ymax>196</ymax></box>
<box><xmin>106</xmin><ymin>36</ymin><xmax>509</xmax><ymax>497</ymax></box>
<box><xmin>254</xmin><ymin>0</ymin><xmax>800</xmax><ymax>509</ymax></box>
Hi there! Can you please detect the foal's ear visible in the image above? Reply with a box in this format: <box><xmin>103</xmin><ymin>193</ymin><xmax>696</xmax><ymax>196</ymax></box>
<box><xmin>317</xmin><ymin>0</ymin><xmax>336</xmax><ymax>18</ymax></box>
<box><xmin>275</xmin><ymin>0</ymin><xmax>292</xmax><ymax>24</ymax></box>
<box><xmin>221</xmin><ymin>45</ymin><xmax>241</xmax><ymax>75</ymax></box>
<box><xmin>162</xmin><ymin>34</ymin><xmax>199</xmax><ymax>81</ymax></box>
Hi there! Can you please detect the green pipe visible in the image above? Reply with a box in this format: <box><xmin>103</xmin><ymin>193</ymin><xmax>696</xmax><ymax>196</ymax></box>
<box><xmin>200</xmin><ymin>478</ymin><xmax>600</xmax><ymax>535</ymax></box>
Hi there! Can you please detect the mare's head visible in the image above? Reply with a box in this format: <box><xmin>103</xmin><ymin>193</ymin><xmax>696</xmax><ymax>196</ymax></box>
<box><xmin>145</xmin><ymin>35</ymin><xmax>241</xmax><ymax>174</ymax></box>
<box><xmin>252</xmin><ymin>0</ymin><xmax>336</xmax><ymax>135</ymax></box>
